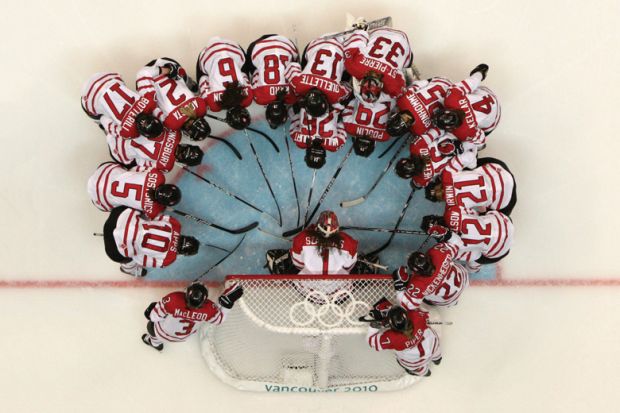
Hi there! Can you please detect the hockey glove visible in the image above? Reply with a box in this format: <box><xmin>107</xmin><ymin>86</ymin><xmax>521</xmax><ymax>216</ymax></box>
<box><xmin>391</xmin><ymin>266</ymin><xmax>410</xmax><ymax>291</ymax></box>
<box><xmin>163</xmin><ymin>63</ymin><xmax>181</xmax><ymax>79</ymax></box>
<box><xmin>470</xmin><ymin>63</ymin><xmax>489</xmax><ymax>81</ymax></box>
<box><xmin>144</xmin><ymin>302</ymin><xmax>157</xmax><ymax>320</ymax></box>
<box><xmin>218</xmin><ymin>282</ymin><xmax>243</xmax><ymax>309</ymax></box>
<box><xmin>421</xmin><ymin>215</ymin><xmax>445</xmax><ymax>232</ymax></box>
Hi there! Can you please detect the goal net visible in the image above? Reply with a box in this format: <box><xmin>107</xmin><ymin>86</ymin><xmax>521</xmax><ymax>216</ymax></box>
<box><xmin>200</xmin><ymin>274</ymin><xmax>441</xmax><ymax>392</ymax></box>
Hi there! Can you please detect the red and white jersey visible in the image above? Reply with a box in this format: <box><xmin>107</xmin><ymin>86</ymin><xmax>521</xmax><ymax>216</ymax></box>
<box><xmin>246</xmin><ymin>35</ymin><xmax>299</xmax><ymax>105</ymax></box>
<box><xmin>443</xmin><ymin>74</ymin><xmax>501</xmax><ymax>145</ymax></box>
<box><xmin>197</xmin><ymin>37</ymin><xmax>253</xmax><ymax>112</ymax></box>
<box><xmin>290</xmin><ymin>226</ymin><xmax>358</xmax><ymax>275</ymax></box>
<box><xmin>289</xmin><ymin>107</ymin><xmax>347</xmax><ymax>151</ymax></box>
<box><xmin>397</xmin><ymin>243</ymin><xmax>469</xmax><ymax>309</ymax></box>
<box><xmin>342</xmin><ymin>96</ymin><xmax>394</xmax><ymax>142</ymax></box>
<box><xmin>285</xmin><ymin>36</ymin><xmax>350</xmax><ymax>105</ymax></box>
<box><xmin>81</xmin><ymin>72</ymin><xmax>157</xmax><ymax>139</ymax></box>
<box><xmin>409</xmin><ymin>130</ymin><xmax>478</xmax><ymax>188</ymax></box>
<box><xmin>136</xmin><ymin>58</ymin><xmax>207</xmax><ymax>130</ymax></box>
<box><xmin>112</xmin><ymin>208</ymin><xmax>181</xmax><ymax>268</ymax></box>
<box><xmin>87</xmin><ymin>163</ymin><xmax>166</xmax><ymax>219</ymax></box>
<box><xmin>343</xmin><ymin>28</ymin><xmax>412</xmax><ymax>97</ymax></box>
<box><xmin>104</xmin><ymin>122</ymin><xmax>180</xmax><ymax>172</ymax></box>
<box><xmin>149</xmin><ymin>291</ymin><xmax>226</xmax><ymax>342</ymax></box>
<box><xmin>442</xmin><ymin>162</ymin><xmax>515</xmax><ymax>213</ymax></box>
<box><xmin>396</xmin><ymin>77</ymin><xmax>453</xmax><ymax>136</ymax></box>
<box><xmin>367</xmin><ymin>309</ymin><xmax>441</xmax><ymax>374</ymax></box>
<box><xmin>445</xmin><ymin>207</ymin><xmax>514</xmax><ymax>262</ymax></box>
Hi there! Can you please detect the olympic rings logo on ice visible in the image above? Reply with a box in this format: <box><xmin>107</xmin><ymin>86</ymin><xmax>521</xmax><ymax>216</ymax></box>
<box><xmin>289</xmin><ymin>289</ymin><xmax>370</xmax><ymax>328</ymax></box>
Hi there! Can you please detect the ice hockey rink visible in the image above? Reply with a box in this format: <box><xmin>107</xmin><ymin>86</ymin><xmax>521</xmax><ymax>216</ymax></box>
<box><xmin>1</xmin><ymin>0</ymin><xmax>619</xmax><ymax>411</ymax></box>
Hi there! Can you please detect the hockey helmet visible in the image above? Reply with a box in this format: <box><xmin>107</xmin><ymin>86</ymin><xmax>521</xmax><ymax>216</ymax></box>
<box><xmin>305</xmin><ymin>138</ymin><xmax>326</xmax><ymax>169</ymax></box>
<box><xmin>178</xmin><ymin>235</ymin><xmax>199</xmax><ymax>256</ymax></box>
<box><xmin>226</xmin><ymin>106</ymin><xmax>251</xmax><ymax>130</ymax></box>
<box><xmin>135</xmin><ymin>113</ymin><xmax>164</xmax><ymax>139</ymax></box>
<box><xmin>152</xmin><ymin>184</ymin><xmax>181</xmax><ymax>207</ymax></box>
<box><xmin>359</xmin><ymin>71</ymin><xmax>383</xmax><ymax>103</ymax></box>
<box><xmin>175</xmin><ymin>144</ymin><xmax>204</xmax><ymax>167</ymax></box>
<box><xmin>407</xmin><ymin>251</ymin><xmax>434</xmax><ymax>276</ymax></box>
<box><xmin>432</xmin><ymin>108</ymin><xmax>464</xmax><ymax>130</ymax></box>
<box><xmin>386</xmin><ymin>111</ymin><xmax>414</xmax><ymax>137</ymax></box>
<box><xmin>185</xmin><ymin>117</ymin><xmax>211</xmax><ymax>141</ymax></box>
<box><xmin>266</xmin><ymin>100</ymin><xmax>288</xmax><ymax>129</ymax></box>
<box><xmin>316</xmin><ymin>210</ymin><xmax>340</xmax><ymax>238</ymax></box>
<box><xmin>185</xmin><ymin>282</ymin><xmax>208</xmax><ymax>309</ymax></box>
<box><xmin>353</xmin><ymin>136</ymin><xmax>376</xmax><ymax>157</ymax></box>
<box><xmin>303</xmin><ymin>88</ymin><xmax>329</xmax><ymax>118</ymax></box>
<box><xmin>387</xmin><ymin>306</ymin><xmax>412</xmax><ymax>332</ymax></box>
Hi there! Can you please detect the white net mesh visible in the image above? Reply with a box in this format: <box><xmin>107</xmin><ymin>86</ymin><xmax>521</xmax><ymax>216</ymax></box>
<box><xmin>200</xmin><ymin>274</ymin><xmax>428</xmax><ymax>392</ymax></box>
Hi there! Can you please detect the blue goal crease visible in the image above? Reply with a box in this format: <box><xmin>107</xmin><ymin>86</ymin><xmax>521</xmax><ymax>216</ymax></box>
<box><xmin>148</xmin><ymin>120</ymin><xmax>496</xmax><ymax>283</ymax></box>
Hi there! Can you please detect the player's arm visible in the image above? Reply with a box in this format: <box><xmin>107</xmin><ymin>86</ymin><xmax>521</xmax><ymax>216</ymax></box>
<box><xmin>290</xmin><ymin>235</ymin><xmax>305</xmax><ymax>269</ymax></box>
<box><xmin>444</xmin><ymin>141</ymin><xmax>478</xmax><ymax>173</ymax></box>
<box><xmin>148</xmin><ymin>295</ymin><xmax>172</xmax><ymax>322</ymax></box>
<box><xmin>342</xmin><ymin>29</ymin><xmax>368</xmax><ymax>59</ymax></box>
<box><xmin>135</xmin><ymin>66</ymin><xmax>159</xmax><ymax>99</ymax></box>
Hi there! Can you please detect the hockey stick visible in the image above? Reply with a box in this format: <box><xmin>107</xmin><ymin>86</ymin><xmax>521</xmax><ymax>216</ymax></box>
<box><xmin>172</xmin><ymin>209</ymin><xmax>258</xmax><ymax>235</ymax></box>
<box><xmin>243</xmin><ymin>129</ymin><xmax>283</xmax><ymax>227</ymax></box>
<box><xmin>340</xmin><ymin>137</ymin><xmax>409</xmax><ymax>208</ymax></box>
<box><xmin>377</xmin><ymin>134</ymin><xmax>406</xmax><ymax>159</ymax></box>
<box><xmin>303</xmin><ymin>168</ymin><xmax>318</xmax><ymax>227</ymax></box>
<box><xmin>202</xmin><ymin>243</ymin><xmax>232</xmax><ymax>253</ymax></box>
<box><xmin>282</xmin><ymin>125</ymin><xmax>301</xmax><ymax>226</ymax></box>
<box><xmin>206</xmin><ymin>134</ymin><xmax>242</xmax><ymax>160</ymax></box>
<box><xmin>358</xmin><ymin>259</ymin><xmax>389</xmax><ymax>272</ymax></box>
<box><xmin>322</xmin><ymin>16</ymin><xmax>393</xmax><ymax>40</ymax></box>
<box><xmin>205</xmin><ymin>114</ymin><xmax>280</xmax><ymax>153</ymax></box>
<box><xmin>194</xmin><ymin>234</ymin><xmax>246</xmax><ymax>281</ymax></box>
<box><xmin>341</xmin><ymin>226</ymin><xmax>426</xmax><ymax>235</ymax></box>
<box><xmin>357</xmin><ymin>316</ymin><xmax>452</xmax><ymax>326</ymax></box>
<box><xmin>182</xmin><ymin>166</ymin><xmax>279</xmax><ymax>224</ymax></box>
<box><xmin>365</xmin><ymin>187</ymin><xmax>417</xmax><ymax>256</ymax></box>
<box><xmin>282</xmin><ymin>144</ymin><xmax>354</xmax><ymax>237</ymax></box>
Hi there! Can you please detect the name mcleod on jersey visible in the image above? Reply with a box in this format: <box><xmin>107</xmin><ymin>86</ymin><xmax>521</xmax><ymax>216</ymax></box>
<box><xmin>120</xmin><ymin>96</ymin><xmax>153</xmax><ymax>137</ymax></box>
<box><xmin>172</xmin><ymin>308</ymin><xmax>214</xmax><ymax>321</ymax></box>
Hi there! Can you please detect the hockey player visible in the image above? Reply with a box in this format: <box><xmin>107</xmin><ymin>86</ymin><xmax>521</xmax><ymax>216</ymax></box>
<box><xmin>196</xmin><ymin>37</ymin><xmax>253</xmax><ymax>129</ymax></box>
<box><xmin>136</xmin><ymin>57</ymin><xmax>212</xmax><ymax>141</ymax></box>
<box><xmin>142</xmin><ymin>281</ymin><xmax>243</xmax><ymax>351</ymax></box>
<box><xmin>422</xmin><ymin>207</ymin><xmax>514</xmax><ymax>272</ymax></box>
<box><xmin>391</xmin><ymin>242</ymin><xmax>469</xmax><ymax>310</ymax></box>
<box><xmin>285</xmin><ymin>35</ymin><xmax>351</xmax><ymax>117</ymax></box>
<box><xmin>425</xmin><ymin>157</ymin><xmax>517</xmax><ymax>216</ymax></box>
<box><xmin>81</xmin><ymin>72</ymin><xmax>163</xmax><ymax>139</ymax></box>
<box><xmin>342</xmin><ymin>88</ymin><xmax>395</xmax><ymax>157</ymax></box>
<box><xmin>432</xmin><ymin>64</ymin><xmax>500</xmax><ymax>147</ymax></box>
<box><xmin>395</xmin><ymin>131</ymin><xmax>478</xmax><ymax>189</ymax></box>
<box><xmin>87</xmin><ymin>162</ymin><xmax>181</xmax><ymax>219</ymax></box>
<box><xmin>365</xmin><ymin>300</ymin><xmax>441</xmax><ymax>377</ymax></box>
<box><xmin>244</xmin><ymin>34</ymin><xmax>299</xmax><ymax>128</ymax></box>
<box><xmin>343</xmin><ymin>27</ymin><xmax>413</xmax><ymax>99</ymax></box>
<box><xmin>103</xmin><ymin>206</ymin><xmax>199</xmax><ymax>277</ymax></box>
<box><xmin>289</xmin><ymin>106</ymin><xmax>347</xmax><ymax>154</ymax></box>
<box><xmin>105</xmin><ymin>126</ymin><xmax>203</xmax><ymax>172</ymax></box>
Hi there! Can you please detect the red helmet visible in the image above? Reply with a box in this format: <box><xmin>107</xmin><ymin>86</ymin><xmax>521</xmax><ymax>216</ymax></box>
<box><xmin>316</xmin><ymin>210</ymin><xmax>340</xmax><ymax>238</ymax></box>
<box><xmin>360</xmin><ymin>72</ymin><xmax>383</xmax><ymax>103</ymax></box>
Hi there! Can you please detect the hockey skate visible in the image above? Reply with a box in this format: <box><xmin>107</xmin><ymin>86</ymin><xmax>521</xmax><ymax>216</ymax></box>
<box><xmin>142</xmin><ymin>334</ymin><xmax>163</xmax><ymax>352</ymax></box>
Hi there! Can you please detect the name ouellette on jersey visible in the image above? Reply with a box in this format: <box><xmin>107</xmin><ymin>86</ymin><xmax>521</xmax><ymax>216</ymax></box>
<box><xmin>87</xmin><ymin>163</ymin><xmax>167</xmax><ymax>219</ymax></box>
<box><xmin>197</xmin><ymin>37</ymin><xmax>253</xmax><ymax>112</ymax></box>
<box><xmin>148</xmin><ymin>291</ymin><xmax>226</xmax><ymax>342</ymax></box>
<box><xmin>344</xmin><ymin>28</ymin><xmax>413</xmax><ymax>97</ymax></box>
<box><xmin>245</xmin><ymin>34</ymin><xmax>299</xmax><ymax>105</ymax></box>
<box><xmin>290</xmin><ymin>226</ymin><xmax>358</xmax><ymax>274</ymax></box>
<box><xmin>397</xmin><ymin>242</ymin><xmax>469</xmax><ymax>310</ymax></box>
<box><xmin>81</xmin><ymin>72</ymin><xmax>157</xmax><ymax>139</ymax></box>
<box><xmin>104</xmin><ymin>207</ymin><xmax>182</xmax><ymax>268</ymax></box>
<box><xmin>136</xmin><ymin>58</ymin><xmax>207</xmax><ymax>130</ymax></box>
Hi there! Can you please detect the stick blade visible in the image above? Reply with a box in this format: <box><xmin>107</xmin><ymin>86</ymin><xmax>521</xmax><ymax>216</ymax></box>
<box><xmin>340</xmin><ymin>197</ymin><xmax>365</xmax><ymax>208</ymax></box>
<box><xmin>282</xmin><ymin>225</ymin><xmax>303</xmax><ymax>238</ymax></box>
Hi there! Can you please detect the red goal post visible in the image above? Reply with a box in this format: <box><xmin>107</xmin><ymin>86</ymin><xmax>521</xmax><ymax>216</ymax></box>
<box><xmin>199</xmin><ymin>274</ymin><xmax>443</xmax><ymax>392</ymax></box>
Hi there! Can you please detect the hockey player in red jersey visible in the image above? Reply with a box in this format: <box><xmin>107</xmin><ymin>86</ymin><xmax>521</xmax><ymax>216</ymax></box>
<box><xmin>196</xmin><ymin>37</ymin><xmax>253</xmax><ymax>129</ymax></box>
<box><xmin>142</xmin><ymin>281</ymin><xmax>243</xmax><ymax>351</ymax></box>
<box><xmin>136</xmin><ymin>57</ymin><xmax>212</xmax><ymax>141</ymax></box>
<box><xmin>395</xmin><ymin>130</ymin><xmax>478</xmax><ymax>189</ymax></box>
<box><xmin>391</xmin><ymin>242</ymin><xmax>470</xmax><ymax>310</ymax></box>
<box><xmin>81</xmin><ymin>72</ymin><xmax>162</xmax><ymax>139</ymax></box>
<box><xmin>343</xmin><ymin>27</ymin><xmax>413</xmax><ymax>98</ymax></box>
<box><xmin>102</xmin><ymin>206</ymin><xmax>199</xmax><ymax>277</ymax></box>
<box><xmin>365</xmin><ymin>300</ymin><xmax>441</xmax><ymax>377</ymax></box>
<box><xmin>422</xmin><ymin>206</ymin><xmax>514</xmax><ymax>272</ymax></box>
<box><xmin>432</xmin><ymin>64</ymin><xmax>501</xmax><ymax>146</ymax></box>
<box><xmin>87</xmin><ymin>162</ymin><xmax>181</xmax><ymax>219</ymax></box>
<box><xmin>285</xmin><ymin>35</ymin><xmax>351</xmax><ymax>117</ymax></box>
<box><xmin>425</xmin><ymin>157</ymin><xmax>517</xmax><ymax>216</ymax></box>
<box><xmin>244</xmin><ymin>34</ymin><xmax>299</xmax><ymax>124</ymax></box>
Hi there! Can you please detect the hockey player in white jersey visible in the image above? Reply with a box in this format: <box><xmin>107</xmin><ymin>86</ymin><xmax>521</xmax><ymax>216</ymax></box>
<box><xmin>103</xmin><ymin>206</ymin><xmax>199</xmax><ymax>277</ymax></box>
<box><xmin>289</xmin><ymin>105</ymin><xmax>347</xmax><ymax>155</ymax></box>
<box><xmin>196</xmin><ymin>37</ymin><xmax>253</xmax><ymax>129</ymax></box>
<box><xmin>343</xmin><ymin>27</ymin><xmax>413</xmax><ymax>99</ymax></box>
<box><xmin>364</xmin><ymin>300</ymin><xmax>441</xmax><ymax>377</ymax></box>
<box><xmin>244</xmin><ymin>34</ymin><xmax>299</xmax><ymax>128</ymax></box>
<box><xmin>136</xmin><ymin>57</ymin><xmax>212</xmax><ymax>141</ymax></box>
<box><xmin>425</xmin><ymin>157</ymin><xmax>517</xmax><ymax>216</ymax></box>
<box><xmin>142</xmin><ymin>282</ymin><xmax>243</xmax><ymax>351</ymax></box>
<box><xmin>87</xmin><ymin>162</ymin><xmax>181</xmax><ymax>219</ymax></box>
<box><xmin>81</xmin><ymin>72</ymin><xmax>163</xmax><ymax>139</ymax></box>
<box><xmin>432</xmin><ymin>64</ymin><xmax>501</xmax><ymax>147</ymax></box>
